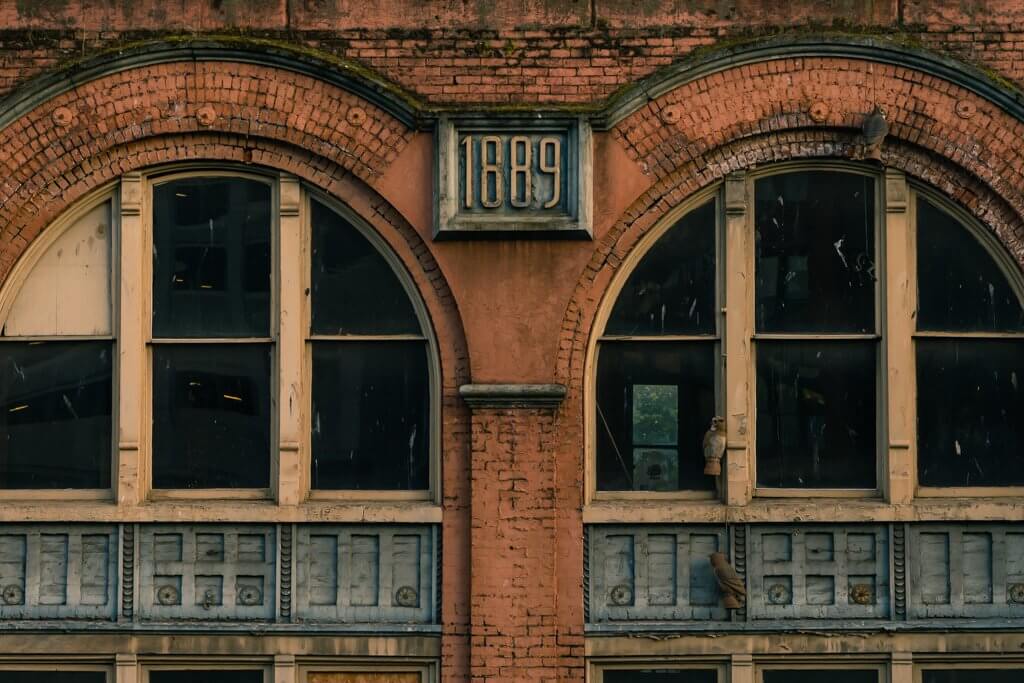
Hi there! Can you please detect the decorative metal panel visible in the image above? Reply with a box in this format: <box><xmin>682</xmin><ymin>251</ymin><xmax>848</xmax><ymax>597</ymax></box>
<box><xmin>137</xmin><ymin>525</ymin><xmax>276</xmax><ymax>621</ymax></box>
<box><xmin>908</xmin><ymin>524</ymin><xmax>1024</xmax><ymax>619</ymax></box>
<box><xmin>0</xmin><ymin>525</ymin><xmax>117</xmax><ymax>620</ymax></box>
<box><xmin>295</xmin><ymin>525</ymin><xmax>436</xmax><ymax>623</ymax></box>
<box><xmin>588</xmin><ymin>525</ymin><xmax>729</xmax><ymax>622</ymax></box>
<box><xmin>748</xmin><ymin>525</ymin><xmax>890</xmax><ymax>620</ymax></box>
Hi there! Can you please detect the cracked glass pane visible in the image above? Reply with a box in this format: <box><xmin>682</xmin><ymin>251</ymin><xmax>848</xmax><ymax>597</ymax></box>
<box><xmin>755</xmin><ymin>172</ymin><xmax>876</xmax><ymax>333</ymax></box>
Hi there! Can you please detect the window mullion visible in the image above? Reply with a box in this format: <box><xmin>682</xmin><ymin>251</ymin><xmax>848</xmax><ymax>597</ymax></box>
<box><xmin>277</xmin><ymin>175</ymin><xmax>304</xmax><ymax>505</ymax></box>
<box><xmin>884</xmin><ymin>169</ymin><xmax>915</xmax><ymax>504</ymax></box>
<box><xmin>116</xmin><ymin>172</ymin><xmax>145</xmax><ymax>506</ymax></box>
<box><xmin>724</xmin><ymin>171</ymin><xmax>752</xmax><ymax>505</ymax></box>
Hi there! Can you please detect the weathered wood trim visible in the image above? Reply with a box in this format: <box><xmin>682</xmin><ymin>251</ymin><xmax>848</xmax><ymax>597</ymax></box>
<box><xmin>724</xmin><ymin>171</ymin><xmax>752</xmax><ymax>506</ymax></box>
<box><xmin>459</xmin><ymin>383</ymin><xmax>567</xmax><ymax>409</ymax></box>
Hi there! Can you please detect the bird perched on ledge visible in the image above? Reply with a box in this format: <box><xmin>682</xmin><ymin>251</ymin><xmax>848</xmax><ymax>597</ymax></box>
<box><xmin>702</xmin><ymin>416</ymin><xmax>727</xmax><ymax>476</ymax></box>
<box><xmin>855</xmin><ymin>104</ymin><xmax>888</xmax><ymax>162</ymax></box>
<box><xmin>710</xmin><ymin>551</ymin><xmax>746</xmax><ymax>609</ymax></box>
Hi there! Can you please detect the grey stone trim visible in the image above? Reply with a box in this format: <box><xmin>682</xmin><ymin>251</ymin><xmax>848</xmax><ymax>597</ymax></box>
<box><xmin>458</xmin><ymin>383</ymin><xmax>568</xmax><ymax>409</ymax></box>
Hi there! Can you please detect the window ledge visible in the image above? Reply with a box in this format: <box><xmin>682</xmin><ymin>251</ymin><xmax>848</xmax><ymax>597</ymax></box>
<box><xmin>583</xmin><ymin>498</ymin><xmax>1024</xmax><ymax>524</ymax></box>
<box><xmin>0</xmin><ymin>500</ymin><xmax>443</xmax><ymax>524</ymax></box>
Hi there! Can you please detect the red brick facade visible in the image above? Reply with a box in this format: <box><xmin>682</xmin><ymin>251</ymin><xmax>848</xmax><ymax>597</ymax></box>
<box><xmin>3</xmin><ymin>2</ymin><xmax>1024</xmax><ymax>682</ymax></box>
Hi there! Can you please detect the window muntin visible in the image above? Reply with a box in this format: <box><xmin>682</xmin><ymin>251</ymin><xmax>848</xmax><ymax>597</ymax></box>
<box><xmin>753</xmin><ymin>170</ymin><xmax>878</xmax><ymax>490</ymax></box>
<box><xmin>595</xmin><ymin>199</ymin><xmax>719</xmax><ymax>494</ymax></box>
<box><xmin>0</xmin><ymin>196</ymin><xmax>115</xmax><ymax>492</ymax></box>
<box><xmin>150</xmin><ymin>176</ymin><xmax>273</xmax><ymax>491</ymax></box>
<box><xmin>914</xmin><ymin>196</ymin><xmax>1024</xmax><ymax>489</ymax></box>
<box><xmin>308</xmin><ymin>197</ymin><xmax>431</xmax><ymax>493</ymax></box>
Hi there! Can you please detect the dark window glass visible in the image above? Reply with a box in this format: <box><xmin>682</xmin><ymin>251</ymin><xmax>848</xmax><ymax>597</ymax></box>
<box><xmin>1</xmin><ymin>673</ymin><xmax>106</xmax><ymax>683</ymax></box>
<box><xmin>917</xmin><ymin>339</ymin><xmax>1024</xmax><ymax>486</ymax></box>
<box><xmin>152</xmin><ymin>344</ymin><xmax>271</xmax><ymax>489</ymax></box>
<box><xmin>606</xmin><ymin>200</ymin><xmax>717</xmax><ymax>335</ymax></box>
<box><xmin>596</xmin><ymin>342</ymin><xmax>716</xmax><ymax>491</ymax></box>
<box><xmin>756</xmin><ymin>341</ymin><xmax>876</xmax><ymax>488</ymax></box>
<box><xmin>311</xmin><ymin>341</ymin><xmax>429</xmax><ymax>490</ymax></box>
<box><xmin>153</xmin><ymin>178</ymin><xmax>271</xmax><ymax>338</ymax></box>
<box><xmin>604</xmin><ymin>670</ymin><xmax>717</xmax><ymax>683</ymax></box>
<box><xmin>924</xmin><ymin>670</ymin><xmax>1024</xmax><ymax>683</ymax></box>
<box><xmin>150</xmin><ymin>673</ymin><xmax>262</xmax><ymax>683</ymax></box>
<box><xmin>917</xmin><ymin>198</ymin><xmax>1024</xmax><ymax>331</ymax></box>
<box><xmin>0</xmin><ymin>341</ymin><xmax>111</xmax><ymax>489</ymax></box>
<box><xmin>311</xmin><ymin>199</ymin><xmax>420</xmax><ymax>335</ymax></box>
<box><xmin>763</xmin><ymin>671</ymin><xmax>877</xmax><ymax>683</ymax></box>
<box><xmin>755</xmin><ymin>172</ymin><xmax>876</xmax><ymax>333</ymax></box>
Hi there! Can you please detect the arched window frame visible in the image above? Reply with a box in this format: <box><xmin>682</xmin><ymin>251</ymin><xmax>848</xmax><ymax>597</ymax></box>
<box><xmin>0</xmin><ymin>164</ymin><xmax>441</xmax><ymax>511</ymax></box>
<box><xmin>586</xmin><ymin>162</ymin><xmax>1024</xmax><ymax>513</ymax></box>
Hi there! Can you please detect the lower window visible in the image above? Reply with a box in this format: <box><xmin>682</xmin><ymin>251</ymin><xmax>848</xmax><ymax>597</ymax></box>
<box><xmin>921</xmin><ymin>669</ymin><xmax>1024</xmax><ymax>683</ymax></box>
<box><xmin>147</xmin><ymin>670</ymin><xmax>264</xmax><ymax>683</ymax></box>
<box><xmin>760</xmin><ymin>670</ymin><xmax>878</xmax><ymax>683</ymax></box>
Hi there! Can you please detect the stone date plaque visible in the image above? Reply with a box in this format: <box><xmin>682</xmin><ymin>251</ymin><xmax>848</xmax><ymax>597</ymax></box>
<box><xmin>435</xmin><ymin>117</ymin><xmax>592</xmax><ymax>237</ymax></box>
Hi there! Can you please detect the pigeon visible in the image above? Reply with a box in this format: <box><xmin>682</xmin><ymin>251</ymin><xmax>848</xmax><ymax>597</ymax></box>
<box><xmin>710</xmin><ymin>551</ymin><xmax>746</xmax><ymax>609</ymax></box>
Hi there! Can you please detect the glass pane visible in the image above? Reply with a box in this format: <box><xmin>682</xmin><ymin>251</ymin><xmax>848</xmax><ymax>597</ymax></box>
<box><xmin>756</xmin><ymin>340</ymin><xmax>876</xmax><ymax>488</ymax></box>
<box><xmin>596</xmin><ymin>341</ymin><xmax>716</xmax><ymax>491</ymax></box>
<box><xmin>311</xmin><ymin>199</ymin><xmax>420</xmax><ymax>335</ymax></box>
<box><xmin>604</xmin><ymin>670</ymin><xmax>717</xmax><ymax>683</ymax></box>
<box><xmin>0</xmin><ymin>341</ymin><xmax>111</xmax><ymax>489</ymax></box>
<box><xmin>924</xmin><ymin>671</ymin><xmax>1024</xmax><ymax>683</ymax></box>
<box><xmin>917</xmin><ymin>198</ymin><xmax>1024</xmax><ymax>331</ymax></box>
<box><xmin>153</xmin><ymin>178</ymin><xmax>271</xmax><ymax>337</ymax></box>
<box><xmin>152</xmin><ymin>344</ymin><xmax>271</xmax><ymax>489</ymax></box>
<box><xmin>755</xmin><ymin>171</ymin><xmax>876</xmax><ymax>333</ymax></box>
<box><xmin>1</xmin><ymin>675</ymin><xmax>106</xmax><ymax>683</ymax></box>
<box><xmin>311</xmin><ymin>341</ymin><xmax>429</xmax><ymax>490</ymax></box>
<box><xmin>605</xmin><ymin>200</ymin><xmax>717</xmax><ymax>335</ymax></box>
<box><xmin>150</xmin><ymin>673</ymin><xmax>262</xmax><ymax>683</ymax></box>
<box><xmin>917</xmin><ymin>339</ymin><xmax>1024</xmax><ymax>487</ymax></box>
<box><xmin>763</xmin><ymin>672</ymin><xmax>877</xmax><ymax>683</ymax></box>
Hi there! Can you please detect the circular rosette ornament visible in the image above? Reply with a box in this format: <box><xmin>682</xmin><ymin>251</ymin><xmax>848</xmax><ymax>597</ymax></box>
<box><xmin>1</xmin><ymin>584</ymin><xmax>24</xmax><ymax>606</ymax></box>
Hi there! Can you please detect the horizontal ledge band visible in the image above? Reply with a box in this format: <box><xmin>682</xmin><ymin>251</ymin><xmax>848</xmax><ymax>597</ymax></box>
<box><xmin>459</xmin><ymin>383</ymin><xmax>568</xmax><ymax>409</ymax></box>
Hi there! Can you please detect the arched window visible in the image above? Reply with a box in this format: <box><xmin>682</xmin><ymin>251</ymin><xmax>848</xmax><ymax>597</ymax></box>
<box><xmin>591</xmin><ymin>164</ymin><xmax>1024</xmax><ymax>501</ymax></box>
<box><xmin>0</xmin><ymin>170</ymin><xmax>436</xmax><ymax>500</ymax></box>
<box><xmin>0</xmin><ymin>194</ymin><xmax>115</xmax><ymax>491</ymax></box>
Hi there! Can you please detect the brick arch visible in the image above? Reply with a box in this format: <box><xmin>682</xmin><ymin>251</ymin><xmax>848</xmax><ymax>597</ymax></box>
<box><xmin>558</xmin><ymin>56</ymin><xmax>1024</xmax><ymax>395</ymax></box>
<box><xmin>0</xmin><ymin>58</ymin><xmax>415</xmax><ymax>277</ymax></box>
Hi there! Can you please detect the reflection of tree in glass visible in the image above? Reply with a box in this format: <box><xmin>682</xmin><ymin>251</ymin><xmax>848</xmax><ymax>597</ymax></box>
<box><xmin>632</xmin><ymin>384</ymin><xmax>679</xmax><ymax>446</ymax></box>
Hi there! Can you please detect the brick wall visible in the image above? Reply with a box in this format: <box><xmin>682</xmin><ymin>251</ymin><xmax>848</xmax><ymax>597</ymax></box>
<box><xmin>4</xmin><ymin>2</ymin><xmax>1024</xmax><ymax>683</ymax></box>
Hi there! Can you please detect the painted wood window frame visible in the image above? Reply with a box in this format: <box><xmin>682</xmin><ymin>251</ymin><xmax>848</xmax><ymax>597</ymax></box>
<box><xmin>139</xmin><ymin>662</ymin><xmax>272</xmax><ymax>683</ymax></box>
<box><xmin>906</xmin><ymin>184</ymin><xmax>1024</xmax><ymax>499</ymax></box>
<box><xmin>0</xmin><ymin>164</ymin><xmax>440</xmax><ymax>515</ymax></box>
<box><xmin>914</xmin><ymin>659</ymin><xmax>1024</xmax><ymax>682</ymax></box>
<box><xmin>0</xmin><ymin>182</ymin><xmax>120</xmax><ymax>502</ymax></box>
<box><xmin>755</xmin><ymin>660</ymin><xmax>888</xmax><ymax>683</ymax></box>
<box><xmin>589</xmin><ymin>658</ymin><xmax>727</xmax><ymax>683</ymax></box>
<box><xmin>297</xmin><ymin>661</ymin><xmax>437</xmax><ymax>683</ymax></box>
<box><xmin>584</xmin><ymin>162</ymin><xmax>1024</xmax><ymax>521</ymax></box>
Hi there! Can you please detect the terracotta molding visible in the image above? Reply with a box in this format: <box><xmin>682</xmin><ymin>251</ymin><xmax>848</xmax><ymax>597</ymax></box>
<box><xmin>458</xmin><ymin>383</ymin><xmax>568</xmax><ymax>409</ymax></box>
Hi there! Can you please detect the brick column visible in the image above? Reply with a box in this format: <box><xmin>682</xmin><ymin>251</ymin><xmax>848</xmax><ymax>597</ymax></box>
<box><xmin>460</xmin><ymin>384</ymin><xmax>570</xmax><ymax>683</ymax></box>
